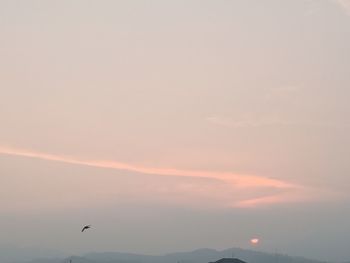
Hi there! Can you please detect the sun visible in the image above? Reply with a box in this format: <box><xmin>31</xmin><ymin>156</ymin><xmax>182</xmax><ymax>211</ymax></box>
<box><xmin>250</xmin><ymin>238</ymin><xmax>259</xmax><ymax>245</ymax></box>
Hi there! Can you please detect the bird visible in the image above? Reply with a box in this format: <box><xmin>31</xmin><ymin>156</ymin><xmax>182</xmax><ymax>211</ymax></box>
<box><xmin>81</xmin><ymin>225</ymin><xmax>91</xmax><ymax>232</ymax></box>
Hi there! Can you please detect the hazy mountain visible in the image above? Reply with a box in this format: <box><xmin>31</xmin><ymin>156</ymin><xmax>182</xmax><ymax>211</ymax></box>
<box><xmin>0</xmin><ymin>244</ymin><xmax>65</xmax><ymax>263</ymax></box>
<box><xmin>14</xmin><ymin>248</ymin><xmax>329</xmax><ymax>263</ymax></box>
<box><xmin>210</xmin><ymin>259</ymin><xmax>247</xmax><ymax>263</ymax></box>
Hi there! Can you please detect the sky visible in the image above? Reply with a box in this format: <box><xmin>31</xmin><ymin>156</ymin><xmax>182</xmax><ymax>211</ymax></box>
<box><xmin>0</xmin><ymin>0</ymin><xmax>350</xmax><ymax>261</ymax></box>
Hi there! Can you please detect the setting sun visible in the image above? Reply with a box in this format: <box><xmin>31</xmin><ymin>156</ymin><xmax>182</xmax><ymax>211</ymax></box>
<box><xmin>250</xmin><ymin>238</ymin><xmax>259</xmax><ymax>245</ymax></box>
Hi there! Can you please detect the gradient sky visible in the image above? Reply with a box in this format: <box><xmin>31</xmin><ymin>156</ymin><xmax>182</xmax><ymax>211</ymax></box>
<box><xmin>1</xmin><ymin>0</ymin><xmax>350</xmax><ymax>261</ymax></box>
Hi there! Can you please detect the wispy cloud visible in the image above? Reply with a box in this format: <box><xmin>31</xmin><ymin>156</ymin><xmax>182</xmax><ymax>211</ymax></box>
<box><xmin>0</xmin><ymin>145</ymin><xmax>292</xmax><ymax>188</ymax></box>
<box><xmin>235</xmin><ymin>195</ymin><xmax>291</xmax><ymax>208</ymax></box>
<box><xmin>206</xmin><ymin>115</ymin><xmax>306</xmax><ymax>128</ymax></box>
<box><xmin>333</xmin><ymin>0</ymin><xmax>350</xmax><ymax>15</ymax></box>
<box><xmin>0</xmin><ymin>145</ymin><xmax>316</xmax><ymax>208</ymax></box>
<box><xmin>207</xmin><ymin>115</ymin><xmax>348</xmax><ymax>129</ymax></box>
<box><xmin>310</xmin><ymin>0</ymin><xmax>350</xmax><ymax>16</ymax></box>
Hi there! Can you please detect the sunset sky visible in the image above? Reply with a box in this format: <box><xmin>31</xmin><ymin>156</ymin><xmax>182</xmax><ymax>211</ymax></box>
<box><xmin>1</xmin><ymin>0</ymin><xmax>350</xmax><ymax>261</ymax></box>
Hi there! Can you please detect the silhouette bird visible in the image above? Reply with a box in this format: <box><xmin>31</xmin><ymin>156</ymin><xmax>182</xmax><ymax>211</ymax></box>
<box><xmin>81</xmin><ymin>225</ymin><xmax>91</xmax><ymax>232</ymax></box>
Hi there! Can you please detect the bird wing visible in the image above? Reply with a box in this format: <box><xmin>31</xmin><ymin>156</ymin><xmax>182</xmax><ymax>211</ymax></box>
<box><xmin>81</xmin><ymin>225</ymin><xmax>91</xmax><ymax>232</ymax></box>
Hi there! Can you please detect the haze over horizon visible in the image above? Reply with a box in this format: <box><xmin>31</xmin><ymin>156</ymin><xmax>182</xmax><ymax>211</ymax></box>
<box><xmin>1</xmin><ymin>0</ymin><xmax>350</xmax><ymax>262</ymax></box>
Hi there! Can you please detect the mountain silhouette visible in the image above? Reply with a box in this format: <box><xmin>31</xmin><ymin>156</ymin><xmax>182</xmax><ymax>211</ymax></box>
<box><xmin>13</xmin><ymin>248</ymin><xmax>329</xmax><ymax>263</ymax></box>
<box><xmin>210</xmin><ymin>258</ymin><xmax>247</xmax><ymax>263</ymax></box>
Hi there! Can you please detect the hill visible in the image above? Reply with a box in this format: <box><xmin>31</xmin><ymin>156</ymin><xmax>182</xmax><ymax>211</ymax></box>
<box><xmin>16</xmin><ymin>248</ymin><xmax>328</xmax><ymax>263</ymax></box>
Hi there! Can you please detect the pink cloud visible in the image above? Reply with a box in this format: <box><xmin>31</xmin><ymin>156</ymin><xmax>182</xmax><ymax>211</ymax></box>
<box><xmin>0</xmin><ymin>145</ymin><xmax>308</xmax><ymax>208</ymax></box>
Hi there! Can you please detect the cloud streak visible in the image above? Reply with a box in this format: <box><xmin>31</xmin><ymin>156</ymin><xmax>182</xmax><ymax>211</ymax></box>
<box><xmin>333</xmin><ymin>0</ymin><xmax>350</xmax><ymax>15</ymax></box>
<box><xmin>0</xmin><ymin>145</ymin><xmax>307</xmax><ymax>207</ymax></box>
<box><xmin>207</xmin><ymin>115</ymin><xmax>349</xmax><ymax>129</ymax></box>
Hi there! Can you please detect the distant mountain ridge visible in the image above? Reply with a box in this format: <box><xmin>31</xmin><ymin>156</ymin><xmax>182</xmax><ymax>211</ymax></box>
<box><xmin>16</xmin><ymin>247</ymin><xmax>329</xmax><ymax>263</ymax></box>
<box><xmin>210</xmin><ymin>258</ymin><xmax>247</xmax><ymax>263</ymax></box>
<box><xmin>0</xmin><ymin>244</ymin><xmax>64</xmax><ymax>263</ymax></box>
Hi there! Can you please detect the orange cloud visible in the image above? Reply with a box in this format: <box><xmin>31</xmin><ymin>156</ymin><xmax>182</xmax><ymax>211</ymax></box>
<box><xmin>0</xmin><ymin>145</ymin><xmax>304</xmax><ymax>207</ymax></box>
<box><xmin>235</xmin><ymin>195</ymin><xmax>295</xmax><ymax>208</ymax></box>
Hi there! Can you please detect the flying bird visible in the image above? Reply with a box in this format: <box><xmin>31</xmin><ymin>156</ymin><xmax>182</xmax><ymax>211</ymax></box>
<box><xmin>81</xmin><ymin>225</ymin><xmax>91</xmax><ymax>232</ymax></box>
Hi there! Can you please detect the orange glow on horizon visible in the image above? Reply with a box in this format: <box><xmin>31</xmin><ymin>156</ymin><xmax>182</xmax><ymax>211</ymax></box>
<box><xmin>250</xmin><ymin>238</ymin><xmax>259</xmax><ymax>245</ymax></box>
